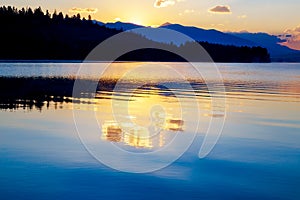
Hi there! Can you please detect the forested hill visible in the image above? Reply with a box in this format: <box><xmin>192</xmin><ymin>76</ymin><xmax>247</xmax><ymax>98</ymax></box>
<box><xmin>0</xmin><ymin>6</ymin><xmax>270</xmax><ymax>62</ymax></box>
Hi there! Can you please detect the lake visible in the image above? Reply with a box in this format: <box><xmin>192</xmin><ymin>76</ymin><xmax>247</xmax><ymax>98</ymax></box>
<box><xmin>0</xmin><ymin>62</ymin><xmax>300</xmax><ymax>199</ymax></box>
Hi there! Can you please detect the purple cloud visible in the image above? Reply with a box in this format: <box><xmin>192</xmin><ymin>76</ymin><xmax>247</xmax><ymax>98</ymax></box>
<box><xmin>209</xmin><ymin>5</ymin><xmax>231</xmax><ymax>14</ymax></box>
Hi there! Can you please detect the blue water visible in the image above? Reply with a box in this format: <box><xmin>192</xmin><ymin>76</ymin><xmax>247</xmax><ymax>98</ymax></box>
<box><xmin>0</xmin><ymin>62</ymin><xmax>300</xmax><ymax>199</ymax></box>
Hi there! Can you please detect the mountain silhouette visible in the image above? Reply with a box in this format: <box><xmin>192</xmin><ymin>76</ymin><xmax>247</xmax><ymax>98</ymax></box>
<box><xmin>99</xmin><ymin>21</ymin><xmax>300</xmax><ymax>61</ymax></box>
<box><xmin>228</xmin><ymin>32</ymin><xmax>300</xmax><ymax>61</ymax></box>
<box><xmin>160</xmin><ymin>22</ymin><xmax>172</xmax><ymax>27</ymax></box>
<box><xmin>105</xmin><ymin>21</ymin><xmax>144</xmax><ymax>30</ymax></box>
<box><xmin>159</xmin><ymin>23</ymin><xmax>255</xmax><ymax>46</ymax></box>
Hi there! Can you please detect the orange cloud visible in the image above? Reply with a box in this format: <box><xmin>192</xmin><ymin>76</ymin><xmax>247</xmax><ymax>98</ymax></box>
<box><xmin>280</xmin><ymin>25</ymin><xmax>300</xmax><ymax>51</ymax></box>
<box><xmin>154</xmin><ymin>0</ymin><xmax>184</xmax><ymax>8</ymax></box>
<box><xmin>154</xmin><ymin>0</ymin><xmax>175</xmax><ymax>8</ymax></box>
<box><xmin>209</xmin><ymin>5</ymin><xmax>231</xmax><ymax>14</ymax></box>
<box><xmin>69</xmin><ymin>7</ymin><xmax>98</xmax><ymax>14</ymax></box>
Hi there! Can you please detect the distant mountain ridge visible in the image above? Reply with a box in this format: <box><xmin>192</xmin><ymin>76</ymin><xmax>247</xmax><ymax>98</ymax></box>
<box><xmin>227</xmin><ymin>32</ymin><xmax>300</xmax><ymax>60</ymax></box>
<box><xmin>159</xmin><ymin>23</ymin><xmax>256</xmax><ymax>47</ymax></box>
<box><xmin>105</xmin><ymin>21</ymin><xmax>144</xmax><ymax>30</ymax></box>
<box><xmin>95</xmin><ymin>21</ymin><xmax>300</xmax><ymax>62</ymax></box>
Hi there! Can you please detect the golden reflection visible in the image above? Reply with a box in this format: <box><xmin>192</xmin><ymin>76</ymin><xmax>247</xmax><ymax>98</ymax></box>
<box><xmin>123</xmin><ymin>127</ymin><xmax>153</xmax><ymax>148</ymax></box>
<box><xmin>102</xmin><ymin>121</ymin><xmax>122</xmax><ymax>142</ymax></box>
<box><xmin>164</xmin><ymin>119</ymin><xmax>184</xmax><ymax>131</ymax></box>
<box><xmin>97</xmin><ymin>84</ymin><xmax>188</xmax><ymax>149</ymax></box>
<box><xmin>101</xmin><ymin>116</ymin><xmax>184</xmax><ymax>149</ymax></box>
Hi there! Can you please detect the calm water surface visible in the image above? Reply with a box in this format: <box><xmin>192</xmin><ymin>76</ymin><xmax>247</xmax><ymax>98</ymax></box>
<box><xmin>0</xmin><ymin>62</ymin><xmax>299</xmax><ymax>199</ymax></box>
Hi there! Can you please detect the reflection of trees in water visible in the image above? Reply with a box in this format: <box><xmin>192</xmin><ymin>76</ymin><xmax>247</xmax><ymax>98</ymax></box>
<box><xmin>0</xmin><ymin>77</ymin><xmax>115</xmax><ymax>110</ymax></box>
<box><xmin>0</xmin><ymin>77</ymin><xmax>75</xmax><ymax>110</ymax></box>
<box><xmin>0</xmin><ymin>76</ymin><xmax>293</xmax><ymax>111</ymax></box>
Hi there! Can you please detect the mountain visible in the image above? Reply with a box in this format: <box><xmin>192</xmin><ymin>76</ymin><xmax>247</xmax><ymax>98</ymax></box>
<box><xmin>92</xmin><ymin>20</ymin><xmax>105</xmax><ymax>26</ymax></box>
<box><xmin>94</xmin><ymin>21</ymin><xmax>300</xmax><ymax>62</ymax></box>
<box><xmin>160</xmin><ymin>22</ymin><xmax>172</xmax><ymax>27</ymax></box>
<box><xmin>228</xmin><ymin>32</ymin><xmax>300</xmax><ymax>61</ymax></box>
<box><xmin>104</xmin><ymin>21</ymin><xmax>144</xmax><ymax>31</ymax></box>
<box><xmin>159</xmin><ymin>23</ymin><xmax>256</xmax><ymax>47</ymax></box>
<box><xmin>98</xmin><ymin>21</ymin><xmax>256</xmax><ymax>46</ymax></box>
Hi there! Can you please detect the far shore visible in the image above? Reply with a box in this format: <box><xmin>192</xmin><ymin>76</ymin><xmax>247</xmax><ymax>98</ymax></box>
<box><xmin>1</xmin><ymin>60</ymin><xmax>296</xmax><ymax>63</ymax></box>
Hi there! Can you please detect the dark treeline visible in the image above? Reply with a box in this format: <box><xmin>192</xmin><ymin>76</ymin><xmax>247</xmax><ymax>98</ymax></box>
<box><xmin>0</xmin><ymin>6</ymin><xmax>270</xmax><ymax>62</ymax></box>
<box><xmin>119</xmin><ymin>42</ymin><xmax>270</xmax><ymax>62</ymax></box>
<box><xmin>0</xmin><ymin>6</ymin><xmax>122</xmax><ymax>60</ymax></box>
<box><xmin>198</xmin><ymin>42</ymin><xmax>270</xmax><ymax>63</ymax></box>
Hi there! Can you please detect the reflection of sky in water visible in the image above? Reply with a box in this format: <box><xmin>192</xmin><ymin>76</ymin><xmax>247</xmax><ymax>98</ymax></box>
<box><xmin>0</xmin><ymin>63</ymin><xmax>300</xmax><ymax>199</ymax></box>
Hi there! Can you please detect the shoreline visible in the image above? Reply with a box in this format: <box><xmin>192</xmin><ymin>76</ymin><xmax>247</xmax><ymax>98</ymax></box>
<box><xmin>0</xmin><ymin>60</ymin><xmax>291</xmax><ymax>64</ymax></box>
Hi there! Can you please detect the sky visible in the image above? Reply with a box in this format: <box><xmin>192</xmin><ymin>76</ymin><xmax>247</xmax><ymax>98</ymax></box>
<box><xmin>2</xmin><ymin>0</ymin><xmax>300</xmax><ymax>49</ymax></box>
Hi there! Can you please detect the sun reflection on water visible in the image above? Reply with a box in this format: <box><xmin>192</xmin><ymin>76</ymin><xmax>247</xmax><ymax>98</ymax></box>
<box><xmin>101</xmin><ymin>115</ymin><xmax>185</xmax><ymax>149</ymax></box>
